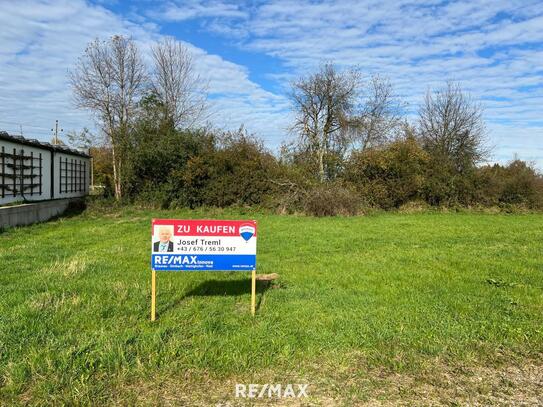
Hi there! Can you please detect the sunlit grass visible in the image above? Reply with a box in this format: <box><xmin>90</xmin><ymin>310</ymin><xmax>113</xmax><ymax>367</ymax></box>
<box><xmin>0</xmin><ymin>208</ymin><xmax>542</xmax><ymax>404</ymax></box>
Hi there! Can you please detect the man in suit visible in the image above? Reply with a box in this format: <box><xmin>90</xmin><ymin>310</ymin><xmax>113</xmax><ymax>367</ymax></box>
<box><xmin>153</xmin><ymin>225</ymin><xmax>174</xmax><ymax>252</ymax></box>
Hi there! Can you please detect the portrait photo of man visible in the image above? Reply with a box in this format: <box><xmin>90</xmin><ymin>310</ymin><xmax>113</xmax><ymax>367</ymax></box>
<box><xmin>153</xmin><ymin>225</ymin><xmax>174</xmax><ymax>252</ymax></box>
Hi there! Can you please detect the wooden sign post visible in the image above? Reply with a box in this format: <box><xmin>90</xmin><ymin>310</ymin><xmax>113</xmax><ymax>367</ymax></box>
<box><xmin>251</xmin><ymin>269</ymin><xmax>256</xmax><ymax>316</ymax></box>
<box><xmin>150</xmin><ymin>219</ymin><xmax>257</xmax><ymax>321</ymax></box>
<box><xmin>151</xmin><ymin>270</ymin><xmax>156</xmax><ymax>322</ymax></box>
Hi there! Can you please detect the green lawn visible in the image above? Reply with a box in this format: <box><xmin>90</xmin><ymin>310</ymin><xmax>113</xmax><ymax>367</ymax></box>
<box><xmin>1</xmin><ymin>208</ymin><xmax>542</xmax><ymax>405</ymax></box>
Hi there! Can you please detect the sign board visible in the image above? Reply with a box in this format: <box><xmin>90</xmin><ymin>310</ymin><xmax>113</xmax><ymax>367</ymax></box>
<box><xmin>151</xmin><ymin>219</ymin><xmax>257</xmax><ymax>271</ymax></box>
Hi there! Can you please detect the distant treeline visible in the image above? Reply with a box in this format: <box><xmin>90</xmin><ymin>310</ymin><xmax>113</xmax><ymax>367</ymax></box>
<box><xmin>89</xmin><ymin>122</ymin><xmax>542</xmax><ymax>215</ymax></box>
<box><xmin>69</xmin><ymin>36</ymin><xmax>542</xmax><ymax>215</ymax></box>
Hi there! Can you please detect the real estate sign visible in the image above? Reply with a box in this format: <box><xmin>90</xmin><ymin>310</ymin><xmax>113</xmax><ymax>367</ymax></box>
<box><xmin>151</xmin><ymin>219</ymin><xmax>257</xmax><ymax>271</ymax></box>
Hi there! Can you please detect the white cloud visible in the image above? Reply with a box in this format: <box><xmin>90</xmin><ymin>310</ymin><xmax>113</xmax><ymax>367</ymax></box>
<box><xmin>148</xmin><ymin>0</ymin><xmax>247</xmax><ymax>22</ymax></box>
<box><xmin>0</xmin><ymin>0</ymin><xmax>288</xmax><ymax>147</ymax></box>
<box><xmin>0</xmin><ymin>0</ymin><xmax>138</xmax><ymax>137</ymax></box>
<box><xmin>1</xmin><ymin>0</ymin><xmax>542</xmax><ymax>167</ymax></box>
<box><xmin>217</xmin><ymin>0</ymin><xmax>543</xmax><ymax>167</ymax></box>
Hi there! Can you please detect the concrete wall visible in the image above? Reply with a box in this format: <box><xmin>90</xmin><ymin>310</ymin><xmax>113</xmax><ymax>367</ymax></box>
<box><xmin>0</xmin><ymin>198</ymin><xmax>81</xmax><ymax>229</ymax></box>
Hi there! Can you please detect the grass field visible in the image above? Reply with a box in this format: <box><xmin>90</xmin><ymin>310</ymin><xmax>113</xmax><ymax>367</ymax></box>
<box><xmin>1</xmin><ymin>207</ymin><xmax>542</xmax><ymax>405</ymax></box>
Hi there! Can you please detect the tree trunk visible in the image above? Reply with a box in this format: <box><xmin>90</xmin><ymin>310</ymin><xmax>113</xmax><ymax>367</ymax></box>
<box><xmin>318</xmin><ymin>147</ymin><xmax>325</xmax><ymax>182</ymax></box>
<box><xmin>116</xmin><ymin>159</ymin><xmax>122</xmax><ymax>199</ymax></box>
<box><xmin>111</xmin><ymin>142</ymin><xmax>122</xmax><ymax>200</ymax></box>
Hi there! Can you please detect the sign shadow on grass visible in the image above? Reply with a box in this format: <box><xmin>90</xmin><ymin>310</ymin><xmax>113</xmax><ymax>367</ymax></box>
<box><xmin>159</xmin><ymin>278</ymin><xmax>272</xmax><ymax>317</ymax></box>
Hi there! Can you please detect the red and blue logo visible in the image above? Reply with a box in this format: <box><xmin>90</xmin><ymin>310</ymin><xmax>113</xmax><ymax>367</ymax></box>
<box><xmin>239</xmin><ymin>224</ymin><xmax>256</xmax><ymax>241</ymax></box>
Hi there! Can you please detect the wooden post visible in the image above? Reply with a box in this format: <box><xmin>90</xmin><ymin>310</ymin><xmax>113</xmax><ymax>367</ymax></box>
<box><xmin>30</xmin><ymin>151</ymin><xmax>34</xmax><ymax>196</ymax></box>
<box><xmin>251</xmin><ymin>269</ymin><xmax>256</xmax><ymax>316</ymax></box>
<box><xmin>151</xmin><ymin>270</ymin><xmax>156</xmax><ymax>321</ymax></box>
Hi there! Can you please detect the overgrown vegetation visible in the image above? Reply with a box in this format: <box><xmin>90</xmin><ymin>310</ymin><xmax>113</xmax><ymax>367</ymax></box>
<box><xmin>70</xmin><ymin>37</ymin><xmax>543</xmax><ymax>215</ymax></box>
<box><xmin>112</xmin><ymin>124</ymin><xmax>543</xmax><ymax>215</ymax></box>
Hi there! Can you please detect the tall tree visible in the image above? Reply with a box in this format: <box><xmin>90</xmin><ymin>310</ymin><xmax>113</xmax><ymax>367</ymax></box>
<box><xmin>151</xmin><ymin>37</ymin><xmax>208</xmax><ymax>129</ymax></box>
<box><xmin>70</xmin><ymin>35</ymin><xmax>147</xmax><ymax>199</ymax></box>
<box><xmin>289</xmin><ymin>63</ymin><xmax>360</xmax><ymax>181</ymax></box>
<box><xmin>418</xmin><ymin>82</ymin><xmax>487</xmax><ymax>172</ymax></box>
<box><xmin>348</xmin><ymin>75</ymin><xmax>404</xmax><ymax>150</ymax></box>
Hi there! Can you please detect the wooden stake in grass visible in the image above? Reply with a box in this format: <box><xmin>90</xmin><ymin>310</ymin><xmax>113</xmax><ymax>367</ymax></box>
<box><xmin>151</xmin><ymin>270</ymin><xmax>156</xmax><ymax>322</ymax></box>
<box><xmin>251</xmin><ymin>269</ymin><xmax>256</xmax><ymax>316</ymax></box>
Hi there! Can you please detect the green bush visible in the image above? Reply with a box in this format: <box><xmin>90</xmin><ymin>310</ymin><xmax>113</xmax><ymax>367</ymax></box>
<box><xmin>102</xmin><ymin>175</ymin><xmax>115</xmax><ymax>199</ymax></box>
<box><xmin>123</xmin><ymin>126</ymin><xmax>281</xmax><ymax>209</ymax></box>
<box><xmin>421</xmin><ymin>157</ymin><xmax>480</xmax><ymax>207</ymax></box>
<box><xmin>344</xmin><ymin>136</ymin><xmax>429</xmax><ymax>209</ymax></box>
<box><xmin>123</xmin><ymin>127</ymin><xmax>214</xmax><ymax>206</ymax></box>
<box><xmin>477</xmin><ymin>160</ymin><xmax>543</xmax><ymax>209</ymax></box>
<box><xmin>303</xmin><ymin>183</ymin><xmax>361</xmax><ymax>216</ymax></box>
<box><xmin>181</xmin><ymin>131</ymin><xmax>281</xmax><ymax>208</ymax></box>
<box><xmin>96</xmin><ymin>96</ymin><xmax>543</xmax><ymax>215</ymax></box>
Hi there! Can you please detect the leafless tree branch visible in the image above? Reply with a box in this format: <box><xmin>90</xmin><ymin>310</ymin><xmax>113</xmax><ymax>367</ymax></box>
<box><xmin>70</xmin><ymin>35</ymin><xmax>147</xmax><ymax>199</ymax></box>
<box><xmin>151</xmin><ymin>37</ymin><xmax>209</xmax><ymax>129</ymax></box>
<box><xmin>289</xmin><ymin>62</ymin><xmax>360</xmax><ymax>181</ymax></box>
<box><xmin>419</xmin><ymin>82</ymin><xmax>488</xmax><ymax>171</ymax></box>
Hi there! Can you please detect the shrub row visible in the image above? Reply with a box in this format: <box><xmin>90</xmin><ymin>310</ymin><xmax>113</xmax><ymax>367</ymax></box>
<box><xmin>93</xmin><ymin>129</ymin><xmax>542</xmax><ymax>216</ymax></box>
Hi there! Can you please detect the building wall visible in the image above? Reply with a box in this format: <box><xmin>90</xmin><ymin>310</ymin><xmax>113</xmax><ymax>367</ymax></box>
<box><xmin>0</xmin><ymin>138</ymin><xmax>90</xmax><ymax>206</ymax></box>
<box><xmin>53</xmin><ymin>152</ymin><xmax>91</xmax><ymax>200</ymax></box>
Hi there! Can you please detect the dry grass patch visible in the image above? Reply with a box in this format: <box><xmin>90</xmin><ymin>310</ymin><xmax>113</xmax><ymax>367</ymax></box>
<box><xmin>111</xmin><ymin>359</ymin><xmax>543</xmax><ymax>406</ymax></box>
<box><xmin>41</xmin><ymin>256</ymin><xmax>89</xmax><ymax>277</ymax></box>
<box><xmin>28</xmin><ymin>291</ymin><xmax>81</xmax><ymax>311</ymax></box>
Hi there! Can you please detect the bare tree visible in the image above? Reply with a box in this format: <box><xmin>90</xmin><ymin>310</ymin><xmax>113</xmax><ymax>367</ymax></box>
<box><xmin>290</xmin><ymin>62</ymin><xmax>360</xmax><ymax>181</ymax></box>
<box><xmin>151</xmin><ymin>37</ymin><xmax>208</xmax><ymax>128</ymax></box>
<box><xmin>419</xmin><ymin>82</ymin><xmax>487</xmax><ymax>171</ymax></box>
<box><xmin>348</xmin><ymin>75</ymin><xmax>404</xmax><ymax>150</ymax></box>
<box><xmin>66</xmin><ymin>127</ymin><xmax>101</xmax><ymax>152</ymax></box>
<box><xmin>70</xmin><ymin>35</ymin><xmax>147</xmax><ymax>199</ymax></box>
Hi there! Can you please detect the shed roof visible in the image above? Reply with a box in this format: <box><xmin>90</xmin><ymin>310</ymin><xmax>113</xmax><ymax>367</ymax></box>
<box><xmin>0</xmin><ymin>131</ymin><xmax>90</xmax><ymax>158</ymax></box>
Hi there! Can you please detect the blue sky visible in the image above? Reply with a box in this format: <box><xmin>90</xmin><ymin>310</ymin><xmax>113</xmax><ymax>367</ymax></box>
<box><xmin>0</xmin><ymin>0</ymin><xmax>542</xmax><ymax>167</ymax></box>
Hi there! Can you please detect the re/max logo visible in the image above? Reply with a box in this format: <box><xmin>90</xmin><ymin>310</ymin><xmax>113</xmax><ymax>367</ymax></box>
<box><xmin>154</xmin><ymin>255</ymin><xmax>197</xmax><ymax>265</ymax></box>
<box><xmin>235</xmin><ymin>384</ymin><xmax>308</xmax><ymax>399</ymax></box>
